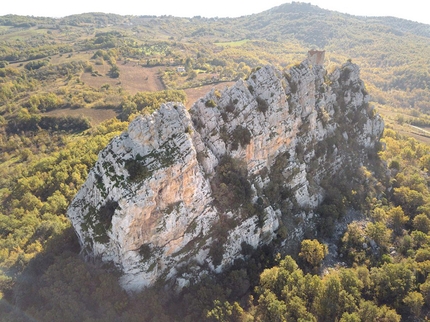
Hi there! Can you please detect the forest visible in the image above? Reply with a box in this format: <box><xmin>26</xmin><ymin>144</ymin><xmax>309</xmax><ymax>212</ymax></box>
<box><xmin>1</xmin><ymin>2</ymin><xmax>430</xmax><ymax>321</ymax></box>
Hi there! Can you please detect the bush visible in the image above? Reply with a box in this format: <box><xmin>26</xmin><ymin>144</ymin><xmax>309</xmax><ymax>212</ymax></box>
<box><xmin>256</xmin><ymin>97</ymin><xmax>269</xmax><ymax>113</ymax></box>
<box><xmin>124</xmin><ymin>158</ymin><xmax>152</xmax><ymax>182</ymax></box>
<box><xmin>109</xmin><ymin>64</ymin><xmax>120</xmax><ymax>78</ymax></box>
<box><xmin>231</xmin><ymin>126</ymin><xmax>251</xmax><ymax>150</ymax></box>
<box><xmin>211</xmin><ymin>155</ymin><xmax>252</xmax><ymax>212</ymax></box>
<box><xmin>98</xmin><ymin>200</ymin><xmax>119</xmax><ymax>230</ymax></box>
<box><xmin>205</xmin><ymin>99</ymin><xmax>216</xmax><ymax>108</ymax></box>
<box><xmin>24</xmin><ymin>60</ymin><xmax>48</xmax><ymax>70</ymax></box>
<box><xmin>139</xmin><ymin>243</ymin><xmax>152</xmax><ymax>260</ymax></box>
<box><xmin>38</xmin><ymin>116</ymin><xmax>91</xmax><ymax>132</ymax></box>
<box><xmin>225</xmin><ymin>101</ymin><xmax>235</xmax><ymax>113</ymax></box>
<box><xmin>28</xmin><ymin>92</ymin><xmax>63</xmax><ymax>111</ymax></box>
<box><xmin>340</xmin><ymin>67</ymin><xmax>352</xmax><ymax>82</ymax></box>
<box><xmin>123</xmin><ymin>90</ymin><xmax>187</xmax><ymax>120</ymax></box>
<box><xmin>299</xmin><ymin>239</ymin><xmax>328</xmax><ymax>269</ymax></box>
<box><xmin>289</xmin><ymin>81</ymin><xmax>298</xmax><ymax>93</ymax></box>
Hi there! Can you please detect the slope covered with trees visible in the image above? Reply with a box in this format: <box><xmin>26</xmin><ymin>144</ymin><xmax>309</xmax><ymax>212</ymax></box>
<box><xmin>1</xmin><ymin>3</ymin><xmax>430</xmax><ymax>321</ymax></box>
<box><xmin>2</xmin><ymin>128</ymin><xmax>430</xmax><ymax>321</ymax></box>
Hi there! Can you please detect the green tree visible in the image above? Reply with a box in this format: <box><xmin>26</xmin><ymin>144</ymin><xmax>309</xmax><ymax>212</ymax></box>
<box><xmin>207</xmin><ymin>300</ymin><xmax>244</xmax><ymax>322</ymax></box>
<box><xmin>411</xmin><ymin>230</ymin><xmax>429</xmax><ymax>249</ymax></box>
<box><xmin>341</xmin><ymin>222</ymin><xmax>366</xmax><ymax>265</ymax></box>
<box><xmin>357</xmin><ymin>300</ymin><xmax>400</xmax><ymax>322</ymax></box>
<box><xmin>370</xmin><ymin>263</ymin><xmax>415</xmax><ymax>308</ymax></box>
<box><xmin>120</xmin><ymin>98</ymin><xmax>137</xmax><ymax>121</ymax></box>
<box><xmin>256</xmin><ymin>289</ymin><xmax>287</xmax><ymax>322</ymax></box>
<box><xmin>387</xmin><ymin>206</ymin><xmax>408</xmax><ymax>236</ymax></box>
<box><xmin>317</xmin><ymin>273</ymin><xmax>342</xmax><ymax>322</ymax></box>
<box><xmin>403</xmin><ymin>291</ymin><xmax>424</xmax><ymax>317</ymax></box>
<box><xmin>420</xmin><ymin>154</ymin><xmax>430</xmax><ymax>174</ymax></box>
<box><xmin>340</xmin><ymin>312</ymin><xmax>360</xmax><ymax>322</ymax></box>
<box><xmin>338</xmin><ymin>269</ymin><xmax>363</xmax><ymax>303</ymax></box>
<box><xmin>285</xmin><ymin>295</ymin><xmax>316</xmax><ymax>321</ymax></box>
<box><xmin>299</xmin><ymin>239</ymin><xmax>328</xmax><ymax>270</ymax></box>
<box><xmin>258</xmin><ymin>266</ymin><xmax>289</xmax><ymax>298</ymax></box>
<box><xmin>412</xmin><ymin>213</ymin><xmax>430</xmax><ymax>234</ymax></box>
<box><xmin>420</xmin><ymin>275</ymin><xmax>430</xmax><ymax>303</ymax></box>
<box><xmin>393</xmin><ymin>186</ymin><xmax>425</xmax><ymax>216</ymax></box>
<box><xmin>371</xmin><ymin>207</ymin><xmax>387</xmax><ymax>222</ymax></box>
<box><xmin>109</xmin><ymin>64</ymin><xmax>120</xmax><ymax>78</ymax></box>
<box><xmin>365</xmin><ymin>221</ymin><xmax>392</xmax><ymax>253</ymax></box>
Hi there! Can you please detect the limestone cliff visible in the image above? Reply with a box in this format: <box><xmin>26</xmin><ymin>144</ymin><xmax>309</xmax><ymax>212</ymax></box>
<box><xmin>67</xmin><ymin>59</ymin><xmax>384</xmax><ymax>291</ymax></box>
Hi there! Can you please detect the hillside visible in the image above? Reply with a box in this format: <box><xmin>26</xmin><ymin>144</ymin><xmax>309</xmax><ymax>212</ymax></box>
<box><xmin>1</xmin><ymin>3</ymin><xmax>430</xmax><ymax>321</ymax></box>
<box><xmin>1</xmin><ymin>3</ymin><xmax>429</xmax><ymax>139</ymax></box>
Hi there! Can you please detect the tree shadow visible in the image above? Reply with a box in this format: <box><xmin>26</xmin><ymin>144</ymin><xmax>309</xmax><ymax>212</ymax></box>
<box><xmin>1</xmin><ymin>227</ymin><xmax>80</xmax><ymax>319</ymax></box>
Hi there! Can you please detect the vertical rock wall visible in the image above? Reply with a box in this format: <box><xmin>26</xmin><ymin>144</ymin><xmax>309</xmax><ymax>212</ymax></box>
<box><xmin>67</xmin><ymin>59</ymin><xmax>384</xmax><ymax>290</ymax></box>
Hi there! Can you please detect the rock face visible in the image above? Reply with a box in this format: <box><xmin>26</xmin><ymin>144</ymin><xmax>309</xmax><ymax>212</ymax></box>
<box><xmin>67</xmin><ymin>59</ymin><xmax>384</xmax><ymax>291</ymax></box>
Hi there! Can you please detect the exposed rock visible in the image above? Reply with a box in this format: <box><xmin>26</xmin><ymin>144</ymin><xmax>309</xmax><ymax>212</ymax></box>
<box><xmin>67</xmin><ymin>58</ymin><xmax>384</xmax><ymax>291</ymax></box>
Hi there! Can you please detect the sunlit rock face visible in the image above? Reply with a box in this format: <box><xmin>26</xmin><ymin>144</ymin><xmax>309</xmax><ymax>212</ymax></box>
<box><xmin>67</xmin><ymin>59</ymin><xmax>383</xmax><ymax>291</ymax></box>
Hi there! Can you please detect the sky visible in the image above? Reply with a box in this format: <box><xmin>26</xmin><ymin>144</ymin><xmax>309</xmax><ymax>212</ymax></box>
<box><xmin>1</xmin><ymin>0</ymin><xmax>429</xmax><ymax>25</ymax></box>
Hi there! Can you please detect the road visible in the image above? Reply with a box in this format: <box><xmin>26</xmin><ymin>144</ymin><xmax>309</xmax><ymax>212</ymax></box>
<box><xmin>409</xmin><ymin>125</ymin><xmax>430</xmax><ymax>135</ymax></box>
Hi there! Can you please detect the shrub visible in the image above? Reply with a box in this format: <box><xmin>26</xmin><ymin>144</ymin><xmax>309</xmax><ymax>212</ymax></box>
<box><xmin>263</xmin><ymin>152</ymin><xmax>292</xmax><ymax>209</ymax></box>
<box><xmin>28</xmin><ymin>92</ymin><xmax>63</xmax><ymax>112</ymax></box>
<box><xmin>84</xmin><ymin>63</ymin><xmax>94</xmax><ymax>73</ymax></box>
<box><xmin>131</xmin><ymin>90</ymin><xmax>186</xmax><ymax>113</ymax></box>
<box><xmin>231</xmin><ymin>126</ymin><xmax>251</xmax><ymax>150</ymax></box>
<box><xmin>256</xmin><ymin>97</ymin><xmax>269</xmax><ymax>113</ymax></box>
<box><xmin>211</xmin><ymin>155</ymin><xmax>252</xmax><ymax>212</ymax></box>
<box><xmin>209</xmin><ymin>214</ymin><xmax>238</xmax><ymax>266</ymax></box>
<box><xmin>38</xmin><ymin>116</ymin><xmax>91</xmax><ymax>132</ymax></box>
<box><xmin>299</xmin><ymin>239</ymin><xmax>328</xmax><ymax>269</ymax></box>
<box><xmin>209</xmin><ymin>240</ymin><xmax>225</xmax><ymax>267</ymax></box>
<box><xmin>98</xmin><ymin>200</ymin><xmax>119</xmax><ymax>230</ymax></box>
<box><xmin>139</xmin><ymin>243</ymin><xmax>152</xmax><ymax>260</ymax></box>
<box><xmin>109</xmin><ymin>64</ymin><xmax>120</xmax><ymax>78</ymax></box>
<box><xmin>24</xmin><ymin>60</ymin><xmax>48</xmax><ymax>70</ymax></box>
<box><xmin>289</xmin><ymin>81</ymin><xmax>298</xmax><ymax>93</ymax></box>
<box><xmin>124</xmin><ymin>158</ymin><xmax>152</xmax><ymax>182</ymax></box>
<box><xmin>225</xmin><ymin>101</ymin><xmax>235</xmax><ymax>113</ymax></box>
<box><xmin>185</xmin><ymin>125</ymin><xmax>193</xmax><ymax>134</ymax></box>
<box><xmin>340</xmin><ymin>67</ymin><xmax>352</xmax><ymax>83</ymax></box>
<box><xmin>205</xmin><ymin>99</ymin><xmax>216</xmax><ymax>108</ymax></box>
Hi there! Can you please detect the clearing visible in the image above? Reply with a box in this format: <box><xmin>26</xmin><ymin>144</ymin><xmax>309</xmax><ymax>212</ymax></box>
<box><xmin>44</xmin><ymin>107</ymin><xmax>118</xmax><ymax>126</ymax></box>
<box><xmin>81</xmin><ymin>63</ymin><xmax>166</xmax><ymax>94</ymax></box>
<box><xmin>184</xmin><ymin>82</ymin><xmax>235</xmax><ymax>109</ymax></box>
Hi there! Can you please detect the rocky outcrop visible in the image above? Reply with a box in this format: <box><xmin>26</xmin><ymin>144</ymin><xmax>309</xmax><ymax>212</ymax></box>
<box><xmin>67</xmin><ymin>59</ymin><xmax>384</xmax><ymax>291</ymax></box>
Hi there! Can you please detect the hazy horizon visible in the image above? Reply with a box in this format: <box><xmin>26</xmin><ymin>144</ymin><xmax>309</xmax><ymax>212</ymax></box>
<box><xmin>1</xmin><ymin>0</ymin><xmax>429</xmax><ymax>25</ymax></box>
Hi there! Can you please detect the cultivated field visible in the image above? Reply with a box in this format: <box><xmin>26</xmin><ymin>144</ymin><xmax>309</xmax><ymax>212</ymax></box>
<box><xmin>184</xmin><ymin>81</ymin><xmax>235</xmax><ymax>108</ymax></box>
<box><xmin>44</xmin><ymin>107</ymin><xmax>118</xmax><ymax>125</ymax></box>
<box><xmin>81</xmin><ymin>63</ymin><xmax>166</xmax><ymax>94</ymax></box>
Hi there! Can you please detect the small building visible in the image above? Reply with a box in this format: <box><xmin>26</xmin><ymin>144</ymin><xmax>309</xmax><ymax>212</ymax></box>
<box><xmin>307</xmin><ymin>50</ymin><xmax>325</xmax><ymax>66</ymax></box>
<box><xmin>177</xmin><ymin>66</ymin><xmax>186</xmax><ymax>73</ymax></box>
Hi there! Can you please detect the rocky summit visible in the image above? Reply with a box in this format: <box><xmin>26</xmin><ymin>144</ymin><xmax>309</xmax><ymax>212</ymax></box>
<box><xmin>67</xmin><ymin>58</ymin><xmax>384</xmax><ymax>291</ymax></box>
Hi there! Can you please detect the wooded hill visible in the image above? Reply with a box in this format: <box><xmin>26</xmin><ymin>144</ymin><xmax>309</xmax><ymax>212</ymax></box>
<box><xmin>1</xmin><ymin>3</ymin><xmax>430</xmax><ymax>321</ymax></box>
<box><xmin>1</xmin><ymin>3</ymin><xmax>430</xmax><ymax>136</ymax></box>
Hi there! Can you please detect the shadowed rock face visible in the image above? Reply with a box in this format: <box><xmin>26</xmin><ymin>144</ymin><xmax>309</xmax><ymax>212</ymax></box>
<box><xmin>67</xmin><ymin>59</ymin><xmax>384</xmax><ymax>291</ymax></box>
